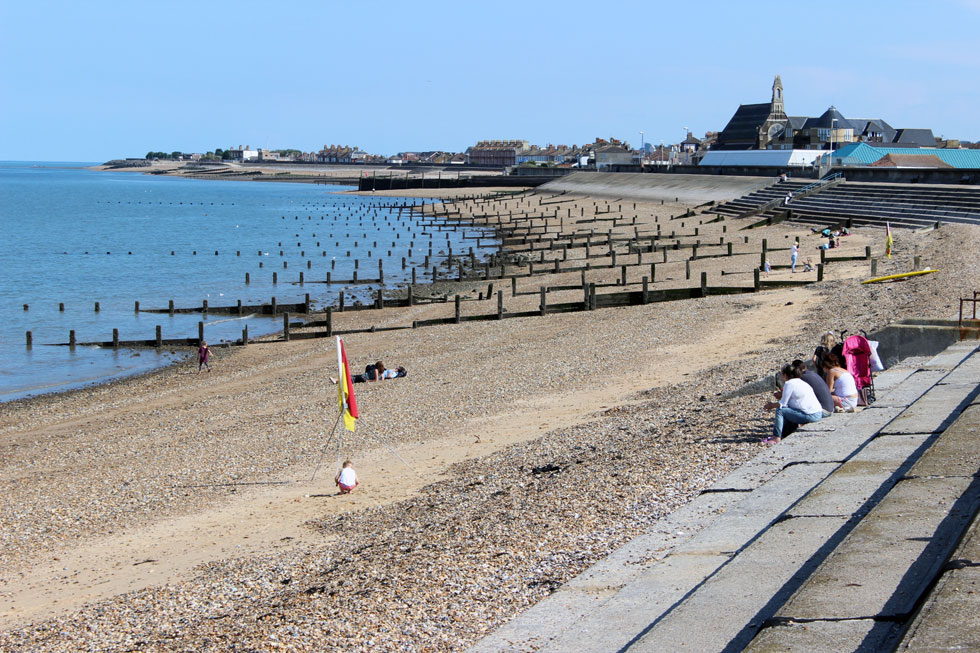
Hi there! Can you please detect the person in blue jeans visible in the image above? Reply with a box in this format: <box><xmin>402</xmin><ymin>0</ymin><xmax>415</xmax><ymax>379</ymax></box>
<box><xmin>762</xmin><ymin>363</ymin><xmax>824</xmax><ymax>443</ymax></box>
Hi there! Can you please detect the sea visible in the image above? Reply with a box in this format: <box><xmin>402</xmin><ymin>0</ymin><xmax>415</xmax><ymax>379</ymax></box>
<box><xmin>0</xmin><ymin>162</ymin><xmax>497</xmax><ymax>402</ymax></box>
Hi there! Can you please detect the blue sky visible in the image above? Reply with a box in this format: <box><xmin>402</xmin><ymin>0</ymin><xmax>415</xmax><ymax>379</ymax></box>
<box><xmin>1</xmin><ymin>0</ymin><xmax>978</xmax><ymax>161</ymax></box>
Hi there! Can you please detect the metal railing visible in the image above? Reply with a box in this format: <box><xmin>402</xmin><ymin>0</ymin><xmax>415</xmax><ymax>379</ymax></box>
<box><xmin>959</xmin><ymin>291</ymin><xmax>979</xmax><ymax>327</ymax></box>
<box><xmin>794</xmin><ymin>171</ymin><xmax>844</xmax><ymax>196</ymax></box>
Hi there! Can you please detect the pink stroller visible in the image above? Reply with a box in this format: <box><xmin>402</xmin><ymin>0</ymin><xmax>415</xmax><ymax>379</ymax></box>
<box><xmin>843</xmin><ymin>334</ymin><xmax>876</xmax><ymax>405</ymax></box>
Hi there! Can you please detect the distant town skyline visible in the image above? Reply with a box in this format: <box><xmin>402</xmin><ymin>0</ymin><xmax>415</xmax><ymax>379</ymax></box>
<box><xmin>1</xmin><ymin>0</ymin><xmax>978</xmax><ymax>162</ymax></box>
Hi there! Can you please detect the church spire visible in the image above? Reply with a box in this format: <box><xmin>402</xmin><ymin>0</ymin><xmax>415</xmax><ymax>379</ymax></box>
<box><xmin>771</xmin><ymin>75</ymin><xmax>786</xmax><ymax>120</ymax></box>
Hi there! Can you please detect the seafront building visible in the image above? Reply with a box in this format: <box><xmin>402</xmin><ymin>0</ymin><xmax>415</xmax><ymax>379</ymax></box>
<box><xmin>713</xmin><ymin>75</ymin><xmax>939</xmax><ymax>152</ymax></box>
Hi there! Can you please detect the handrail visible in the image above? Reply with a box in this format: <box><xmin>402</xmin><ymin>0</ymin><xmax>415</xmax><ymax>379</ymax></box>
<box><xmin>794</xmin><ymin>172</ymin><xmax>844</xmax><ymax>196</ymax></box>
<box><xmin>735</xmin><ymin>173</ymin><xmax>844</xmax><ymax>221</ymax></box>
<box><xmin>960</xmin><ymin>291</ymin><xmax>980</xmax><ymax>327</ymax></box>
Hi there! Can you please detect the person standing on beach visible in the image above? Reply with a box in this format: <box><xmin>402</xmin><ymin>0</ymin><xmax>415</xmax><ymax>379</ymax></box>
<box><xmin>198</xmin><ymin>341</ymin><xmax>212</xmax><ymax>373</ymax></box>
<box><xmin>791</xmin><ymin>242</ymin><xmax>799</xmax><ymax>273</ymax></box>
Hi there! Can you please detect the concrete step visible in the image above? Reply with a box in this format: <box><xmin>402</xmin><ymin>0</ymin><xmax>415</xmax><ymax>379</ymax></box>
<box><xmin>470</xmin><ymin>341</ymin><xmax>980</xmax><ymax>653</ymax></box>
<box><xmin>746</xmin><ymin>396</ymin><xmax>980</xmax><ymax>651</ymax></box>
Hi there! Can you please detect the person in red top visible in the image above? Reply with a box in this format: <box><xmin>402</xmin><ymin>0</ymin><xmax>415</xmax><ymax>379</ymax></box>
<box><xmin>198</xmin><ymin>341</ymin><xmax>211</xmax><ymax>373</ymax></box>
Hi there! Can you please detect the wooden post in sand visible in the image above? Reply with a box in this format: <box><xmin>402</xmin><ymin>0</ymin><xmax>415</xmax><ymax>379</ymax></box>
<box><xmin>685</xmin><ymin>260</ymin><xmax>691</xmax><ymax>280</ymax></box>
<box><xmin>540</xmin><ymin>287</ymin><xmax>547</xmax><ymax>316</ymax></box>
<box><xmin>871</xmin><ymin>259</ymin><xmax>878</xmax><ymax>276</ymax></box>
<box><xmin>455</xmin><ymin>295</ymin><xmax>461</xmax><ymax>323</ymax></box>
<box><xmin>650</xmin><ymin>263</ymin><xmax>656</xmax><ymax>283</ymax></box>
<box><xmin>865</xmin><ymin>246</ymin><xmax>872</xmax><ymax>260</ymax></box>
<box><xmin>590</xmin><ymin>283</ymin><xmax>597</xmax><ymax>310</ymax></box>
<box><xmin>753</xmin><ymin>269</ymin><xmax>760</xmax><ymax>291</ymax></box>
<box><xmin>621</xmin><ymin>265</ymin><xmax>627</xmax><ymax>286</ymax></box>
<box><xmin>497</xmin><ymin>291</ymin><xmax>504</xmax><ymax>320</ymax></box>
<box><xmin>701</xmin><ymin>272</ymin><xmax>708</xmax><ymax>298</ymax></box>
<box><xmin>242</xmin><ymin>325</ymin><xmax>248</xmax><ymax>347</ymax></box>
<box><xmin>283</xmin><ymin>313</ymin><xmax>290</xmax><ymax>341</ymax></box>
<box><xmin>817</xmin><ymin>264</ymin><xmax>824</xmax><ymax>282</ymax></box>
<box><xmin>271</xmin><ymin>297</ymin><xmax>278</xmax><ymax>315</ymax></box>
<box><xmin>325</xmin><ymin>308</ymin><xmax>333</xmax><ymax>337</ymax></box>
<box><xmin>642</xmin><ymin>277</ymin><xmax>649</xmax><ymax>304</ymax></box>
<box><xmin>511</xmin><ymin>276</ymin><xmax>517</xmax><ymax>296</ymax></box>
<box><xmin>155</xmin><ymin>325</ymin><xmax>162</xmax><ymax>348</ymax></box>
<box><xmin>198</xmin><ymin>321</ymin><xmax>205</xmax><ymax>344</ymax></box>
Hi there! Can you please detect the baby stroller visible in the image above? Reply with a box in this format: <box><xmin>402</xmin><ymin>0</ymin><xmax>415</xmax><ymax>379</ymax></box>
<box><xmin>843</xmin><ymin>334</ymin><xmax>876</xmax><ymax>405</ymax></box>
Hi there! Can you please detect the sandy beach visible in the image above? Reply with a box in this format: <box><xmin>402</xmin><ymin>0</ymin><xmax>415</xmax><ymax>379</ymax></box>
<box><xmin>1</xmin><ymin>187</ymin><xmax>977</xmax><ymax>650</ymax></box>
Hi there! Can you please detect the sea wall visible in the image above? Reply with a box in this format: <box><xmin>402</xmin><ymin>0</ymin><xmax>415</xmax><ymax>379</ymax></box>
<box><xmin>539</xmin><ymin>172</ymin><xmax>773</xmax><ymax>203</ymax></box>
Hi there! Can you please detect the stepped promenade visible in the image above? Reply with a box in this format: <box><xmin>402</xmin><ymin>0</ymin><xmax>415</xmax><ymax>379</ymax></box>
<box><xmin>473</xmin><ymin>340</ymin><xmax>980</xmax><ymax>651</ymax></box>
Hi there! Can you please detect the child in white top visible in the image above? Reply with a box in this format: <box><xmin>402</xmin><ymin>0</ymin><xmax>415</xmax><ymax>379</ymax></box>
<box><xmin>335</xmin><ymin>460</ymin><xmax>358</xmax><ymax>494</ymax></box>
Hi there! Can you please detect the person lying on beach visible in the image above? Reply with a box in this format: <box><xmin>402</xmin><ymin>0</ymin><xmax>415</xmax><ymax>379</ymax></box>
<box><xmin>762</xmin><ymin>363</ymin><xmax>824</xmax><ymax>444</ymax></box>
<box><xmin>335</xmin><ymin>460</ymin><xmax>358</xmax><ymax>494</ymax></box>
<box><xmin>331</xmin><ymin>362</ymin><xmax>406</xmax><ymax>384</ymax></box>
<box><xmin>379</xmin><ymin>366</ymin><xmax>407</xmax><ymax>379</ymax></box>
<box><xmin>822</xmin><ymin>353</ymin><xmax>859</xmax><ymax>412</ymax></box>
<box><xmin>352</xmin><ymin>361</ymin><xmax>385</xmax><ymax>383</ymax></box>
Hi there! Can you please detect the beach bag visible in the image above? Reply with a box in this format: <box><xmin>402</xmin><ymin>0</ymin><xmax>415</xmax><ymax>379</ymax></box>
<box><xmin>860</xmin><ymin>385</ymin><xmax>876</xmax><ymax>406</ymax></box>
<box><xmin>868</xmin><ymin>340</ymin><xmax>884</xmax><ymax>372</ymax></box>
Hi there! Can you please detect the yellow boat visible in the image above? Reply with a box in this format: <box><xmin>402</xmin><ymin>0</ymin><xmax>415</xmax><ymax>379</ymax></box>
<box><xmin>861</xmin><ymin>269</ymin><xmax>939</xmax><ymax>284</ymax></box>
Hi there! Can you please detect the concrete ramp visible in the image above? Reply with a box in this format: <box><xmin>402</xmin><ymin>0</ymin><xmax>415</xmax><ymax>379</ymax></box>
<box><xmin>539</xmin><ymin>172</ymin><xmax>773</xmax><ymax>203</ymax></box>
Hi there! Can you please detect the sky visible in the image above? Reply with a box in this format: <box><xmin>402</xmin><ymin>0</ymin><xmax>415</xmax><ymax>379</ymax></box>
<box><xmin>1</xmin><ymin>0</ymin><xmax>978</xmax><ymax>162</ymax></box>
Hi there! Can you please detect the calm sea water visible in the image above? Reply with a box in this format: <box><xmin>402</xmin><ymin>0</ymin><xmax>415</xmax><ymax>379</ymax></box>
<box><xmin>0</xmin><ymin>162</ymin><xmax>496</xmax><ymax>402</ymax></box>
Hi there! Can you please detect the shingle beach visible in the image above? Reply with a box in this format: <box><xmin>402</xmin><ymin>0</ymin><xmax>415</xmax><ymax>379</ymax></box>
<box><xmin>2</xmin><ymin>189</ymin><xmax>977</xmax><ymax>651</ymax></box>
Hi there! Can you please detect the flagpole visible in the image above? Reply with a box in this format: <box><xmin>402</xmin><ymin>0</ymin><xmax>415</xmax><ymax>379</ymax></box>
<box><xmin>310</xmin><ymin>411</ymin><xmax>343</xmax><ymax>482</ymax></box>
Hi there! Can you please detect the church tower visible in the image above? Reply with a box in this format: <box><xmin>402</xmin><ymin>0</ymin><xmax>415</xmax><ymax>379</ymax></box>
<box><xmin>771</xmin><ymin>75</ymin><xmax>786</xmax><ymax>120</ymax></box>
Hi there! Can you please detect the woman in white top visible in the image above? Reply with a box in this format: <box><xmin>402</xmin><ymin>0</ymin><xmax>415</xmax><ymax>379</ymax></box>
<box><xmin>763</xmin><ymin>363</ymin><xmax>824</xmax><ymax>443</ymax></box>
<box><xmin>822</xmin><ymin>353</ymin><xmax>859</xmax><ymax>412</ymax></box>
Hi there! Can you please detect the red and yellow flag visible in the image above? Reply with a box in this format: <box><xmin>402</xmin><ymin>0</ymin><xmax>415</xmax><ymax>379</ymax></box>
<box><xmin>336</xmin><ymin>337</ymin><xmax>358</xmax><ymax>431</ymax></box>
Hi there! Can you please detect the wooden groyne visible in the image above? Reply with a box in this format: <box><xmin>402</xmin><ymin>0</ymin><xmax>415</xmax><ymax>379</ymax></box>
<box><xmin>33</xmin><ymin>187</ymin><xmax>879</xmax><ymax>351</ymax></box>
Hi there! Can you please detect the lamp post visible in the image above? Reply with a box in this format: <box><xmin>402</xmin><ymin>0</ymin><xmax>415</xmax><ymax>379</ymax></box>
<box><xmin>830</xmin><ymin>118</ymin><xmax>837</xmax><ymax>169</ymax></box>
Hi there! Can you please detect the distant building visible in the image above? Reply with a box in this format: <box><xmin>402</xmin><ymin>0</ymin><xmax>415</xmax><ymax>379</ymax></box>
<box><xmin>317</xmin><ymin>145</ymin><xmax>354</xmax><ymax>163</ymax></box>
<box><xmin>715</xmin><ymin>76</ymin><xmax>937</xmax><ymax>152</ymax></box>
<box><xmin>594</xmin><ymin>144</ymin><xmax>633</xmax><ymax>170</ymax></box>
<box><xmin>468</xmin><ymin>140</ymin><xmax>530</xmax><ymax>167</ymax></box>
<box><xmin>680</xmin><ymin>132</ymin><xmax>702</xmax><ymax>154</ymax></box>
<box><xmin>832</xmin><ymin>143</ymin><xmax>980</xmax><ymax>168</ymax></box>
<box><xmin>714</xmin><ymin>75</ymin><xmax>788</xmax><ymax>150</ymax></box>
<box><xmin>869</xmin><ymin>153</ymin><xmax>952</xmax><ymax>168</ymax></box>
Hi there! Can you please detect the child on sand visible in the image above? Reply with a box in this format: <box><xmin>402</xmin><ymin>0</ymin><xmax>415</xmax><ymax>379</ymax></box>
<box><xmin>335</xmin><ymin>460</ymin><xmax>358</xmax><ymax>494</ymax></box>
<box><xmin>198</xmin><ymin>341</ymin><xmax>211</xmax><ymax>373</ymax></box>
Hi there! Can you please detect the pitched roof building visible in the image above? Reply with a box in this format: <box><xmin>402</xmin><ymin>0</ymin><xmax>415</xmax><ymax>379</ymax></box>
<box><xmin>714</xmin><ymin>75</ymin><xmax>788</xmax><ymax>150</ymax></box>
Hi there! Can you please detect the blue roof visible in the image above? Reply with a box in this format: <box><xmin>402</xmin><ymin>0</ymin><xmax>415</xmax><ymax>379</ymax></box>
<box><xmin>834</xmin><ymin>142</ymin><xmax>980</xmax><ymax>169</ymax></box>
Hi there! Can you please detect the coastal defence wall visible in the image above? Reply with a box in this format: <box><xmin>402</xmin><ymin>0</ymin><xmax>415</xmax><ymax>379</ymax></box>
<box><xmin>539</xmin><ymin>172</ymin><xmax>774</xmax><ymax>203</ymax></box>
